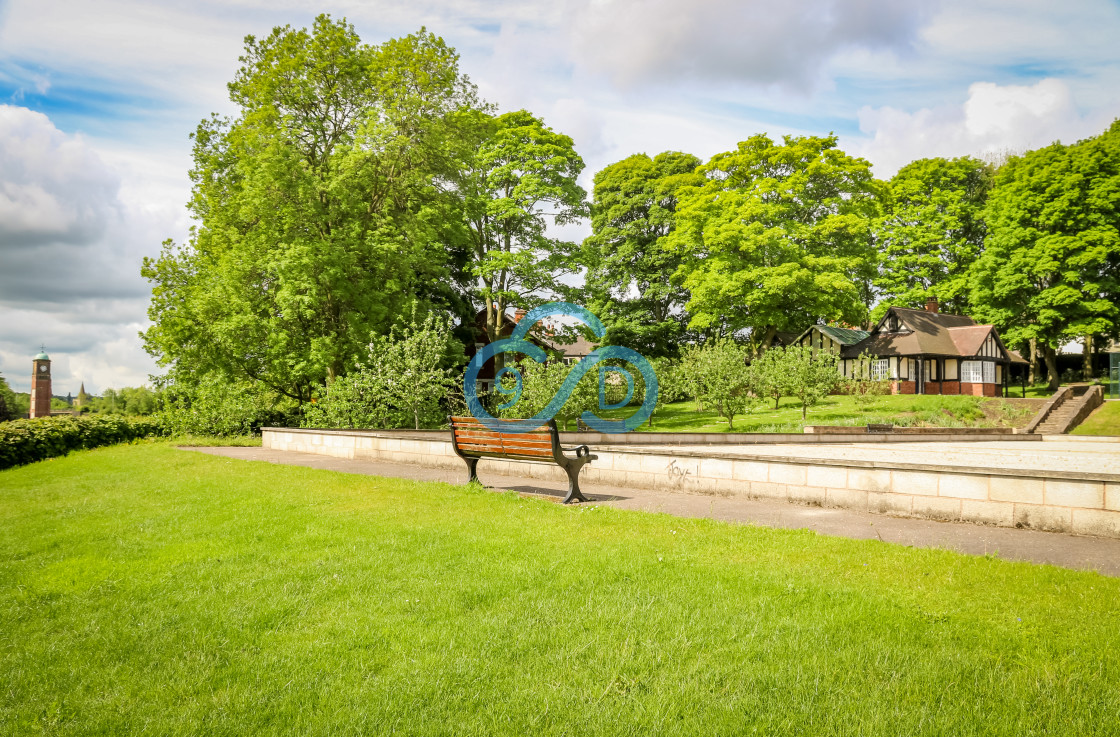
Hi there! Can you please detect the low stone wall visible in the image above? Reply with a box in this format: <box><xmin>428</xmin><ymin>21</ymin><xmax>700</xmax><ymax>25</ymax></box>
<box><xmin>805</xmin><ymin>425</ymin><xmax>1018</xmax><ymax>436</ymax></box>
<box><xmin>263</xmin><ymin>428</ymin><xmax>1120</xmax><ymax>539</ymax></box>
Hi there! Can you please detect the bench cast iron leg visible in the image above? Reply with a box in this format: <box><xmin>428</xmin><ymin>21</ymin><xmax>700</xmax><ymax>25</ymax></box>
<box><xmin>562</xmin><ymin>465</ymin><xmax>588</xmax><ymax>504</ymax></box>
<box><xmin>464</xmin><ymin>457</ymin><xmax>479</xmax><ymax>485</ymax></box>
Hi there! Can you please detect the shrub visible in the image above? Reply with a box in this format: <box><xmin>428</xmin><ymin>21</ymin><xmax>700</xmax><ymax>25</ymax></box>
<box><xmin>156</xmin><ymin>374</ymin><xmax>293</xmax><ymax>437</ymax></box>
<box><xmin>0</xmin><ymin>415</ymin><xmax>168</xmax><ymax>470</ymax></box>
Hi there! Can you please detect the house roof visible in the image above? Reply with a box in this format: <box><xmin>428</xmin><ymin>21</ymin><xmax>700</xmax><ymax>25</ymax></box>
<box><xmin>842</xmin><ymin>306</ymin><xmax>1023</xmax><ymax>362</ymax></box>
<box><xmin>551</xmin><ymin>334</ymin><xmax>598</xmax><ymax>357</ymax></box>
<box><xmin>818</xmin><ymin>325</ymin><xmax>870</xmax><ymax>345</ymax></box>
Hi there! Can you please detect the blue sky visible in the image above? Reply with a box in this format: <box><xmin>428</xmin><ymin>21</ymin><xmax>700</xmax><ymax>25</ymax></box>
<box><xmin>1</xmin><ymin>0</ymin><xmax>1119</xmax><ymax>393</ymax></box>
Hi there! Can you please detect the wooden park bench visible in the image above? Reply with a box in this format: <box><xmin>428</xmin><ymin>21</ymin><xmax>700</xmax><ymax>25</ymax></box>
<box><xmin>448</xmin><ymin>416</ymin><xmax>597</xmax><ymax>504</ymax></box>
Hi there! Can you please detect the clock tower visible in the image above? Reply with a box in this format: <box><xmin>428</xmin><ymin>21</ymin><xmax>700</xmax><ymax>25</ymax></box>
<box><xmin>30</xmin><ymin>349</ymin><xmax>51</xmax><ymax>419</ymax></box>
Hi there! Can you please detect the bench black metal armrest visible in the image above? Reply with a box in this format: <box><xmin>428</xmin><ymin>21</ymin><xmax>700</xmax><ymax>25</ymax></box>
<box><xmin>565</xmin><ymin>444</ymin><xmax>596</xmax><ymax>460</ymax></box>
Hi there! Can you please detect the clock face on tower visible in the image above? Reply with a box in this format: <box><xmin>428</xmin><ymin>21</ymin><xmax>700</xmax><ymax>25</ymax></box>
<box><xmin>39</xmin><ymin>365</ymin><xmax>47</xmax><ymax>373</ymax></box>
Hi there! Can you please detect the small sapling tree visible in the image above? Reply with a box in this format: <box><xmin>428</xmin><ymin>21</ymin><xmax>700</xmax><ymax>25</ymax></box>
<box><xmin>750</xmin><ymin>346</ymin><xmax>792</xmax><ymax>410</ymax></box>
<box><xmin>697</xmin><ymin>339</ymin><xmax>754</xmax><ymax>430</ymax></box>
<box><xmin>785</xmin><ymin>345</ymin><xmax>841</xmax><ymax>420</ymax></box>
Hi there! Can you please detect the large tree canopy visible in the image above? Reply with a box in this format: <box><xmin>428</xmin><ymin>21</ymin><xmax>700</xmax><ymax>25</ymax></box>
<box><xmin>460</xmin><ymin>110</ymin><xmax>587</xmax><ymax>348</ymax></box>
<box><xmin>874</xmin><ymin>156</ymin><xmax>994</xmax><ymax>317</ymax></box>
<box><xmin>667</xmin><ymin>134</ymin><xmax>880</xmax><ymax>353</ymax></box>
<box><xmin>971</xmin><ymin>121</ymin><xmax>1120</xmax><ymax>388</ymax></box>
<box><xmin>142</xmin><ymin>17</ymin><xmax>481</xmax><ymax>402</ymax></box>
<box><xmin>583</xmin><ymin>151</ymin><xmax>703</xmax><ymax>358</ymax></box>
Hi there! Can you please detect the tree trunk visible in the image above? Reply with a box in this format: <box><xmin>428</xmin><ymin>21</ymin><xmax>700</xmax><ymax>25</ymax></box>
<box><xmin>1041</xmin><ymin>344</ymin><xmax>1060</xmax><ymax>391</ymax></box>
<box><xmin>1083</xmin><ymin>335</ymin><xmax>1094</xmax><ymax>381</ymax></box>
<box><xmin>1028</xmin><ymin>338</ymin><xmax>1039</xmax><ymax>385</ymax></box>
<box><xmin>754</xmin><ymin>325</ymin><xmax>778</xmax><ymax>358</ymax></box>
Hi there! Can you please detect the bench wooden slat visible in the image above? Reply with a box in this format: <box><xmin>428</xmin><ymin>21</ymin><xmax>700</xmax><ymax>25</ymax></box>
<box><xmin>448</xmin><ymin>415</ymin><xmax>593</xmax><ymax>504</ymax></box>
<box><xmin>504</xmin><ymin>450</ymin><xmax>555</xmax><ymax>459</ymax></box>
<box><xmin>453</xmin><ymin>430</ymin><xmax>504</xmax><ymax>441</ymax></box>
<box><xmin>453</xmin><ymin>429</ymin><xmax>550</xmax><ymax>441</ymax></box>
<box><xmin>455</xmin><ymin>442</ymin><xmax>505</xmax><ymax>450</ymax></box>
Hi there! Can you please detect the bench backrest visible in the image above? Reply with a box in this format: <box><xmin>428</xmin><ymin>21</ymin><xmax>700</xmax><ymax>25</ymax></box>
<box><xmin>449</xmin><ymin>416</ymin><xmax>558</xmax><ymax>462</ymax></box>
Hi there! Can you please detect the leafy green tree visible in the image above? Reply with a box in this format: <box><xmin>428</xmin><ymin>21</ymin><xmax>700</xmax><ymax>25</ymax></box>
<box><xmin>675</xmin><ymin>344</ymin><xmax>707</xmax><ymax>411</ymax></box>
<box><xmin>304</xmin><ymin>310</ymin><xmax>461</xmax><ymax>429</ymax></box>
<box><xmin>667</xmin><ymin>134</ymin><xmax>881</xmax><ymax>353</ymax></box>
<box><xmin>783</xmin><ymin>345</ymin><xmax>841</xmax><ymax>420</ymax></box>
<box><xmin>874</xmin><ymin>156</ymin><xmax>994</xmax><ymax>317</ymax></box>
<box><xmin>0</xmin><ymin>373</ymin><xmax>19</xmax><ymax>422</ymax></box>
<box><xmin>89</xmin><ymin>387</ymin><xmax>159</xmax><ymax>416</ymax></box>
<box><xmin>749</xmin><ymin>347</ymin><xmax>793</xmax><ymax>409</ymax></box>
<box><xmin>461</xmin><ymin>111</ymin><xmax>587</xmax><ymax>356</ymax></box>
<box><xmin>498</xmin><ymin>359</ymin><xmax>599</xmax><ymax>432</ymax></box>
<box><xmin>371</xmin><ymin>311</ymin><xmax>461</xmax><ymax>430</ymax></box>
<box><xmin>583</xmin><ymin>151</ymin><xmax>703</xmax><ymax>357</ymax></box>
<box><xmin>644</xmin><ymin>356</ymin><xmax>686</xmax><ymax>427</ymax></box>
<box><xmin>142</xmin><ymin>17</ymin><xmax>481</xmax><ymax>404</ymax></box>
<box><xmin>971</xmin><ymin>121</ymin><xmax>1120</xmax><ymax>390</ymax></box>
<box><xmin>695</xmin><ymin>340</ymin><xmax>756</xmax><ymax>430</ymax></box>
<box><xmin>157</xmin><ymin>372</ymin><xmax>288</xmax><ymax>436</ymax></box>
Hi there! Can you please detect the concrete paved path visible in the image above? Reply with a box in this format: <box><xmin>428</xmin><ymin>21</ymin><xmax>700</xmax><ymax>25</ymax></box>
<box><xmin>184</xmin><ymin>446</ymin><xmax>1120</xmax><ymax>577</ymax></box>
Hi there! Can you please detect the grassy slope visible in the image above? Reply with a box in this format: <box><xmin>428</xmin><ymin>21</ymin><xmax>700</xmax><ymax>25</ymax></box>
<box><xmin>1071</xmin><ymin>400</ymin><xmax>1120</xmax><ymax>436</ymax></box>
<box><xmin>2</xmin><ymin>443</ymin><xmax>1118</xmax><ymax>735</ymax></box>
<box><xmin>613</xmin><ymin>395</ymin><xmax>1041</xmax><ymax>434</ymax></box>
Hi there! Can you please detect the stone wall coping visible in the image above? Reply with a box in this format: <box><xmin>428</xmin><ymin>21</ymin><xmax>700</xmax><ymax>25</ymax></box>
<box><xmin>591</xmin><ymin>445</ymin><xmax>1120</xmax><ymax>484</ymax></box>
<box><xmin>1042</xmin><ymin>434</ymin><xmax>1120</xmax><ymax>443</ymax></box>
<box><xmin>264</xmin><ymin>426</ymin><xmax>1041</xmax><ymax>446</ymax></box>
<box><xmin>262</xmin><ymin>428</ymin><xmax>1117</xmax><ymax>484</ymax></box>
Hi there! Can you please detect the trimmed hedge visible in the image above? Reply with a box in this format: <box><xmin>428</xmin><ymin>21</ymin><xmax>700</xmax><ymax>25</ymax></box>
<box><xmin>0</xmin><ymin>415</ymin><xmax>167</xmax><ymax>471</ymax></box>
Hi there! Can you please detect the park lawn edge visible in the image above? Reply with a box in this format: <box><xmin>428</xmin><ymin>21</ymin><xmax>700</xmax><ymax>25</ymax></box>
<box><xmin>1</xmin><ymin>442</ymin><xmax>1117</xmax><ymax>735</ymax></box>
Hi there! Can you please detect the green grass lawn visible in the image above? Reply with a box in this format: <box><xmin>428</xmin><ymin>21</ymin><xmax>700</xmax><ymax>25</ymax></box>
<box><xmin>2</xmin><ymin>443</ymin><xmax>1118</xmax><ymax>735</ymax></box>
<box><xmin>1071</xmin><ymin>400</ymin><xmax>1120</xmax><ymax>436</ymax></box>
<box><xmin>611</xmin><ymin>394</ymin><xmax>1042</xmax><ymax>434</ymax></box>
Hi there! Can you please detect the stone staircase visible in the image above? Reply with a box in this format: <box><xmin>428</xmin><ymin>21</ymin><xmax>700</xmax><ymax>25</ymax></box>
<box><xmin>1027</xmin><ymin>385</ymin><xmax>1104</xmax><ymax>434</ymax></box>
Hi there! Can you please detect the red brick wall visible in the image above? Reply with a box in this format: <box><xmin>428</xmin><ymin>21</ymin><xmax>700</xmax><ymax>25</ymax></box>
<box><xmin>30</xmin><ymin>363</ymin><xmax>51</xmax><ymax>419</ymax></box>
<box><xmin>959</xmin><ymin>382</ymin><xmax>996</xmax><ymax>397</ymax></box>
<box><xmin>892</xmin><ymin>380</ymin><xmax>916</xmax><ymax>395</ymax></box>
<box><xmin>925</xmin><ymin>381</ymin><xmax>961</xmax><ymax>395</ymax></box>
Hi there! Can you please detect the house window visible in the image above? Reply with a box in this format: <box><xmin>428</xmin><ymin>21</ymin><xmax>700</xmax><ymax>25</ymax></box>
<box><xmin>871</xmin><ymin>359</ymin><xmax>890</xmax><ymax>381</ymax></box>
<box><xmin>961</xmin><ymin>361</ymin><xmax>994</xmax><ymax>383</ymax></box>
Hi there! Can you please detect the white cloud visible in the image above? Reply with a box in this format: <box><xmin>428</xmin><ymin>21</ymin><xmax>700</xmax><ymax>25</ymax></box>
<box><xmin>0</xmin><ymin>106</ymin><xmax>118</xmax><ymax>245</ymax></box>
<box><xmin>565</xmin><ymin>0</ymin><xmax>935</xmax><ymax>90</ymax></box>
<box><xmin>852</xmin><ymin>79</ymin><xmax>1110</xmax><ymax>177</ymax></box>
<box><xmin>0</xmin><ymin>105</ymin><xmax>169</xmax><ymax>394</ymax></box>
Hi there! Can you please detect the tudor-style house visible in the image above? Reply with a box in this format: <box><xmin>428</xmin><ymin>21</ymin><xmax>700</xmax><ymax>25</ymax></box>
<box><xmin>794</xmin><ymin>299</ymin><xmax>1027</xmax><ymax>397</ymax></box>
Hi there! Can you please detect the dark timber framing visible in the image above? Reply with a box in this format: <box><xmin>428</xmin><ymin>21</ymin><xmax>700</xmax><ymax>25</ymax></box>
<box><xmin>794</xmin><ymin>305</ymin><xmax>1028</xmax><ymax>397</ymax></box>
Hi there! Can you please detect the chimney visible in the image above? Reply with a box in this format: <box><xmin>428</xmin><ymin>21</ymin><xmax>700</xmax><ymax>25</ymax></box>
<box><xmin>514</xmin><ymin>308</ymin><xmax>527</xmax><ymax>323</ymax></box>
<box><xmin>925</xmin><ymin>297</ymin><xmax>939</xmax><ymax>313</ymax></box>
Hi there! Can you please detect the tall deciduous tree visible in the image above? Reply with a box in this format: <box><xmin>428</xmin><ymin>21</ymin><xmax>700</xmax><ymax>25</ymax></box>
<box><xmin>461</xmin><ymin>110</ymin><xmax>587</xmax><ymax>352</ymax></box>
<box><xmin>0</xmin><ymin>372</ymin><xmax>18</xmax><ymax>422</ymax></box>
<box><xmin>874</xmin><ymin>156</ymin><xmax>994</xmax><ymax>317</ymax></box>
<box><xmin>583</xmin><ymin>151</ymin><xmax>703</xmax><ymax>357</ymax></box>
<box><xmin>667</xmin><ymin>134</ymin><xmax>881</xmax><ymax>354</ymax></box>
<box><xmin>142</xmin><ymin>17</ymin><xmax>481</xmax><ymax>403</ymax></box>
<box><xmin>971</xmin><ymin>121</ymin><xmax>1120</xmax><ymax>390</ymax></box>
